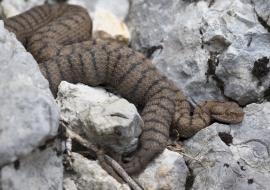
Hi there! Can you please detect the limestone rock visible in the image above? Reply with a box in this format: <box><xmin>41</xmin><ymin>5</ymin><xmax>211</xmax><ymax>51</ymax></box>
<box><xmin>0</xmin><ymin>0</ymin><xmax>47</xmax><ymax>18</ymax></box>
<box><xmin>134</xmin><ymin>149</ymin><xmax>188</xmax><ymax>190</ymax></box>
<box><xmin>183</xmin><ymin>102</ymin><xmax>270</xmax><ymax>189</ymax></box>
<box><xmin>56</xmin><ymin>81</ymin><xmax>143</xmax><ymax>154</ymax></box>
<box><xmin>63</xmin><ymin>152</ymin><xmax>130</xmax><ymax>190</ymax></box>
<box><xmin>126</xmin><ymin>0</ymin><xmax>270</xmax><ymax>106</ymax></box>
<box><xmin>0</xmin><ymin>1</ymin><xmax>20</xmax><ymax>18</ymax></box>
<box><xmin>253</xmin><ymin>0</ymin><xmax>270</xmax><ymax>26</ymax></box>
<box><xmin>1</xmin><ymin>140</ymin><xmax>63</xmax><ymax>190</ymax></box>
<box><xmin>84</xmin><ymin>0</ymin><xmax>129</xmax><ymax>21</ymax></box>
<box><xmin>0</xmin><ymin>20</ymin><xmax>61</xmax><ymax>189</ymax></box>
<box><xmin>93</xmin><ymin>8</ymin><xmax>131</xmax><ymax>46</ymax></box>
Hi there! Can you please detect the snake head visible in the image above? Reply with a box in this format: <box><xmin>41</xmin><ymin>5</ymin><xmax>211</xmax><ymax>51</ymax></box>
<box><xmin>211</xmin><ymin>102</ymin><xmax>244</xmax><ymax>124</ymax></box>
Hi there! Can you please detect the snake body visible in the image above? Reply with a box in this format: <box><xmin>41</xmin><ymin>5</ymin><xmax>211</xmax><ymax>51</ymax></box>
<box><xmin>3</xmin><ymin>4</ymin><xmax>244</xmax><ymax>175</ymax></box>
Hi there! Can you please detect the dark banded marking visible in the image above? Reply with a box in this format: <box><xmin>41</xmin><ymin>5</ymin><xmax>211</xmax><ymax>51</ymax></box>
<box><xmin>66</xmin><ymin>16</ymin><xmax>80</xmax><ymax>23</ymax></box>
<box><xmin>154</xmin><ymin>86</ymin><xmax>172</xmax><ymax>96</ymax></box>
<box><xmin>141</xmin><ymin>109</ymin><xmax>157</xmax><ymax>116</ymax></box>
<box><xmin>55</xmin><ymin>58</ymin><xmax>64</xmax><ymax>80</ymax></box>
<box><xmin>144</xmin><ymin>128</ymin><xmax>169</xmax><ymax>138</ymax></box>
<box><xmin>78</xmin><ymin>53</ymin><xmax>86</xmax><ymax>78</ymax></box>
<box><xmin>142</xmin><ymin>109</ymin><xmax>171</xmax><ymax>124</ymax></box>
<box><xmin>151</xmin><ymin>95</ymin><xmax>175</xmax><ymax>107</ymax></box>
<box><xmin>145</xmin><ymin>101</ymin><xmax>173</xmax><ymax>116</ymax></box>
<box><xmin>195</xmin><ymin>104</ymin><xmax>211</xmax><ymax>116</ymax></box>
<box><xmin>117</xmin><ymin>61</ymin><xmax>142</xmax><ymax>85</ymax></box>
<box><xmin>130</xmin><ymin>67</ymin><xmax>157</xmax><ymax>96</ymax></box>
<box><xmin>194</xmin><ymin>113</ymin><xmax>208</xmax><ymax>126</ymax></box>
<box><xmin>4</xmin><ymin>23</ymin><xmax>18</xmax><ymax>32</ymax></box>
<box><xmin>38</xmin><ymin>5</ymin><xmax>50</xmax><ymax>16</ymax></box>
<box><xmin>30</xmin><ymin>7</ymin><xmax>44</xmax><ymax>21</ymax></box>
<box><xmin>37</xmin><ymin>43</ymin><xmax>48</xmax><ymax>55</ymax></box>
<box><xmin>20</xmin><ymin>14</ymin><xmax>33</xmax><ymax>28</ymax></box>
<box><xmin>87</xmin><ymin>49</ymin><xmax>100</xmax><ymax>79</ymax></box>
<box><xmin>25</xmin><ymin>9</ymin><xmax>39</xmax><ymax>24</ymax></box>
<box><xmin>113</xmin><ymin>47</ymin><xmax>122</xmax><ymax>52</ymax></box>
<box><xmin>126</xmin><ymin>50</ymin><xmax>135</xmax><ymax>59</ymax></box>
<box><xmin>27</xmin><ymin>38</ymin><xmax>44</xmax><ymax>48</ymax></box>
<box><xmin>57</xmin><ymin>21</ymin><xmax>71</xmax><ymax>30</ymax></box>
<box><xmin>142</xmin><ymin>76</ymin><xmax>167</xmax><ymax>99</ymax></box>
<box><xmin>174</xmin><ymin>111</ymin><xmax>190</xmax><ymax>126</ymax></box>
<box><xmin>144</xmin><ymin>118</ymin><xmax>169</xmax><ymax>129</ymax></box>
<box><xmin>144</xmin><ymin>138</ymin><xmax>163</xmax><ymax>146</ymax></box>
<box><xmin>175</xmin><ymin>107</ymin><xmax>191</xmax><ymax>112</ymax></box>
<box><xmin>9</xmin><ymin>17</ymin><xmax>25</xmax><ymax>29</ymax></box>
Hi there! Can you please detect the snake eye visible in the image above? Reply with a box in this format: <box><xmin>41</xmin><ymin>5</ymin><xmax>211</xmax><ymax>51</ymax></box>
<box><xmin>226</xmin><ymin>110</ymin><xmax>231</xmax><ymax>115</ymax></box>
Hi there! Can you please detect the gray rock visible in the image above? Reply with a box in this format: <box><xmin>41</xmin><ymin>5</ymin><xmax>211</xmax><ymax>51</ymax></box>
<box><xmin>183</xmin><ymin>102</ymin><xmax>270</xmax><ymax>190</ymax></box>
<box><xmin>253</xmin><ymin>0</ymin><xmax>270</xmax><ymax>26</ymax></box>
<box><xmin>56</xmin><ymin>81</ymin><xmax>143</xmax><ymax>154</ymax></box>
<box><xmin>63</xmin><ymin>152</ymin><xmax>130</xmax><ymax>190</ymax></box>
<box><xmin>134</xmin><ymin>149</ymin><xmax>188</xmax><ymax>190</ymax></box>
<box><xmin>1</xmin><ymin>140</ymin><xmax>63</xmax><ymax>190</ymax></box>
<box><xmin>126</xmin><ymin>0</ymin><xmax>270</xmax><ymax>106</ymax></box>
<box><xmin>0</xmin><ymin>21</ymin><xmax>59</xmax><ymax>167</ymax></box>
<box><xmin>0</xmin><ymin>19</ymin><xmax>61</xmax><ymax>189</ymax></box>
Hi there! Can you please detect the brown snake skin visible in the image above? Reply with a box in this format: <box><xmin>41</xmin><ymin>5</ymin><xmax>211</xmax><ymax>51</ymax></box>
<box><xmin>3</xmin><ymin>3</ymin><xmax>244</xmax><ymax>176</ymax></box>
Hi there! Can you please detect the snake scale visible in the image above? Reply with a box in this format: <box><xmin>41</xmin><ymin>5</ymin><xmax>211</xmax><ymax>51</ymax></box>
<box><xmin>3</xmin><ymin>3</ymin><xmax>244</xmax><ymax>176</ymax></box>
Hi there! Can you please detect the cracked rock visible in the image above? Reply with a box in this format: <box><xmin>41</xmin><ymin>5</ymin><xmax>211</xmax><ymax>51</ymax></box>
<box><xmin>126</xmin><ymin>0</ymin><xmax>270</xmax><ymax>106</ymax></box>
<box><xmin>183</xmin><ymin>102</ymin><xmax>270</xmax><ymax>190</ymax></box>
<box><xmin>133</xmin><ymin>149</ymin><xmax>188</xmax><ymax>190</ymax></box>
<box><xmin>56</xmin><ymin>81</ymin><xmax>143</xmax><ymax>154</ymax></box>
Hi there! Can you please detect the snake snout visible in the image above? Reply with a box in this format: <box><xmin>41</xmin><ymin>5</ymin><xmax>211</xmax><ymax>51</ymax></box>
<box><xmin>212</xmin><ymin>107</ymin><xmax>244</xmax><ymax>124</ymax></box>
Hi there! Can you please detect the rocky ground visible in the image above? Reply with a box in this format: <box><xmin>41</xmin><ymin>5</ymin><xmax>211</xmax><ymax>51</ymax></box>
<box><xmin>0</xmin><ymin>0</ymin><xmax>270</xmax><ymax>189</ymax></box>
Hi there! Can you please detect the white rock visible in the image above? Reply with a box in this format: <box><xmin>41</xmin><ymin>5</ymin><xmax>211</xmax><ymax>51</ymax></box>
<box><xmin>63</xmin><ymin>152</ymin><xmax>131</xmax><ymax>190</ymax></box>
<box><xmin>93</xmin><ymin>8</ymin><xmax>131</xmax><ymax>46</ymax></box>
<box><xmin>0</xmin><ymin>0</ymin><xmax>47</xmax><ymax>17</ymax></box>
<box><xmin>66</xmin><ymin>0</ymin><xmax>87</xmax><ymax>9</ymax></box>
<box><xmin>134</xmin><ymin>149</ymin><xmax>188</xmax><ymax>190</ymax></box>
<box><xmin>56</xmin><ymin>81</ymin><xmax>143</xmax><ymax>154</ymax></box>
<box><xmin>0</xmin><ymin>1</ymin><xmax>20</xmax><ymax>18</ymax></box>
<box><xmin>84</xmin><ymin>0</ymin><xmax>130</xmax><ymax>21</ymax></box>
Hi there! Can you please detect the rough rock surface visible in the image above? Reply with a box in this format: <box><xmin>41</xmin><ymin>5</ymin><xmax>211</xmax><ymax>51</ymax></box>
<box><xmin>1</xmin><ymin>140</ymin><xmax>63</xmax><ymax>190</ymax></box>
<box><xmin>0</xmin><ymin>0</ymin><xmax>47</xmax><ymax>18</ymax></box>
<box><xmin>93</xmin><ymin>8</ymin><xmax>131</xmax><ymax>46</ymax></box>
<box><xmin>126</xmin><ymin>0</ymin><xmax>270</xmax><ymax>106</ymax></box>
<box><xmin>0</xmin><ymin>21</ymin><xmax>61</xmax><ymax>189</ymax></box>
<box><xmin>183</xmin><ymin>102</ymin><xmax>270</xmax><ymax>190</ymax></box>
<box><xmin>253</xmin><ymin>0</ymin><xmax>270</xmax><ymax>26</ymax></box>
<box><xmin>1</xmin><ymin>0</ymin><xmax>270</xmax><ymax>189</ymax></box>
<box><xmin>56</xmin><ymin>81</ymin><xmax>143</xmax><ymax>154</ymax></box>
<box><xmin>84</xmin><ymin>0</ymin><xmax>129</xmax><ymax>21</ymax></box>
<box><xmin>63</xmin><ymin>152</ymin><xmax>130</xmax><ymax>190</ymax></box>
<box><xmin>134</xmin><ymin>149</ymin><xmax>188</xmax><ymax>190</ymax></box>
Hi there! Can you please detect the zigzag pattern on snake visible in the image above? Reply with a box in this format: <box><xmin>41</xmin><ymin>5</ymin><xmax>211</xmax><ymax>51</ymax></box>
<box><xmin>3</xmin><ymin>3</ymin><xmax>244</xmax><ymax>176</ymax></box>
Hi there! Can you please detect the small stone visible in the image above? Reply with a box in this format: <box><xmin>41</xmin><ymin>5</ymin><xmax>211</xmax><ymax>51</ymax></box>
<box><xmin>1</xmin><ymin>2</ymin><xmax>20</xmax><ymax>18</ymax></box>
<box><xmin>56</xmin><ymin>81</ymin><xmax>143</xmax><ymax>154</ymax></box>
<box><xmin>63</xmin><ymin>152</ymin><xmax>131</xmax><ymax>190</ymax></box>
<box><xmin>134</xmin><ymin>149</ymin><xmax>188</xmax><ymax>190</ymax></box>
<box><xmin>93</xmin><ymin>8</ymin><xmax>131</xmax><ymax>46</ymax></box>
